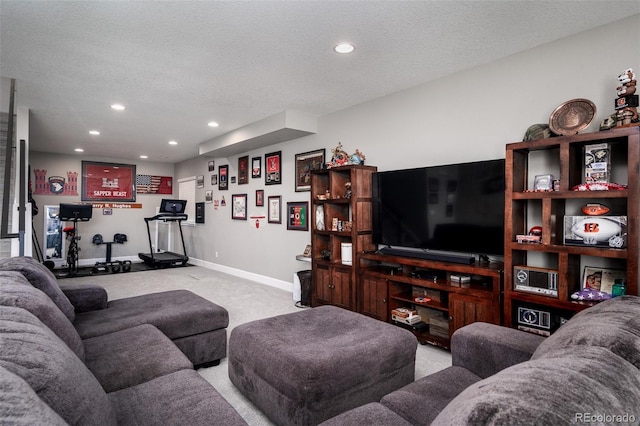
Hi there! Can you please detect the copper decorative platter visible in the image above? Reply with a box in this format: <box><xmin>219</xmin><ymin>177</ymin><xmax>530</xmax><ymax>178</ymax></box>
<box><xmin>548</xmin><ymin>98</ymin><xmax>596</xmax><ymax>135</ymax></box>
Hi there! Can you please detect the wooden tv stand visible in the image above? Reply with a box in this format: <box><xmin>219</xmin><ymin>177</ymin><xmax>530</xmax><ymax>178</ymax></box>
<box><xmin>359</xmin><ymin>252</ymin><xmax>503</xmax><ymax>349</ymax></box>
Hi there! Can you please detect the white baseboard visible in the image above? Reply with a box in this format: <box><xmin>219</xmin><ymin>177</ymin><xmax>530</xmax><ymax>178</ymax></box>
<box><xmin>188</xmin><ymin>257</ymin><xmax>293</xmax><ymax>294</ymax></box>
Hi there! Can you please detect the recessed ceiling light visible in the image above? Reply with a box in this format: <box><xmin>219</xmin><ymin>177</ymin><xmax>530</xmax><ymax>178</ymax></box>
<box><xmin>140</xmin><ymin>155</ymin><xmax>148</xmax><ymax>159</ymax></box>
<box><xmin>89</xmin><ymin>130</ymin><xmax>100</xmax><ymax>135</ymax></box>
<box><xmin>74</xmin><ymin>148</ymin><xmax>84</xmax><ymax>152</ymax></box>
<box><xmin>168</xmin><ymin>140</ymin><xmax>178</xmax><ymax>145</ymax></box>
<box><xmin>207</xmin><ymin>121</ymin><xmax>219</xmax><ymax>128</ymax></box>
<box><xmin>334</xmin><ymin>43</ymin><xmax>355</xmax><ymax>54</ymax></box>
<box><xmin>111</xmin><ymin>104</ymin><xmax>126</xmax><ymax>111</ymax></box>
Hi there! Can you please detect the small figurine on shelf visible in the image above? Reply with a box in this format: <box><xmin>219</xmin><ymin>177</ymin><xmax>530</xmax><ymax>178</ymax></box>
<box><xmin>613</xmin><ymin>68</ymin><xmax>639</xmax><ymax>128</ymax></box>
<box><xmin>328</xmin><ymin>142</ymin><xmax>350</xmax><ymax>168</ymax></box>
<box><xmin>344</xmin><ymin>182</ymin><xmax>352</xmax><ymax>199</ymax></box>
<box><xmin>350</xmin><ymin>149</ymin><xmax>366</xmax><ymax>165</ymax></box>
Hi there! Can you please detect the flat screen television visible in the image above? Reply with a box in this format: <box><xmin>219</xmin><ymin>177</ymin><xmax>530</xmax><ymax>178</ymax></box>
<box><xmin>372</xmin><ymin>159</ymin><xmax>505</xmax><ymax>262</ymax></box>
<box><xmin>159</xmin><ymin>199</ymin><xmax>187</xmax><ymax>214</ymax></box>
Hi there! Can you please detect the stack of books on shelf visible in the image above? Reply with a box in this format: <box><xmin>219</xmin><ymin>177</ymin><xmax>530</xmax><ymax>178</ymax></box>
<box><xmin>391</xmin><ymin>308</ymin><xmax>422</xmax><ymax>325</ymax></box>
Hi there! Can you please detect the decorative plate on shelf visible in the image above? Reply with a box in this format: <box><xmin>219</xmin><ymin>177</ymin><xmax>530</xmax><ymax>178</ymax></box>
<box><xmin>548</xmin><ymin>98</ymin><xmax>596</xmax><ymax>135</ymax></box>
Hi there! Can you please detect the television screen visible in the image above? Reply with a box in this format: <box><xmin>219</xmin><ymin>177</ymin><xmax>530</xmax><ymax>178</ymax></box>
<box><xmin>159</xmin><ymin>199</ymin><xmax>187</xmax><ymax>214</ymax></box>
<box><xmin>372</xmin><ymin>159</ymin><xmax>505</xmax><ymax>257</ymax></box>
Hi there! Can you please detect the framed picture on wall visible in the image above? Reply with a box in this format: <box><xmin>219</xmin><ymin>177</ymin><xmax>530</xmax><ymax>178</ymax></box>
<box><xmin>287</xmin><ymin>201</ymin><xmax>309</xmax><ymax>231</ymax></box>
<box><xmin>252</xmin><ymin>156</ymin><xmax>261</xmax><ymax>178</ymax></box>
<box><xmin>238</xmin><ymin>156</ymin><xmax>249</xmax><ymax>184</ymax></box>
<box><xmin>268</xmin><ymin>196</ymin><xmax>281</xmax><ymax>224</ymax></box>
<box><xmin>256</xmin><ymin>189</ymin><xmax>264</xmax><ymax>206</ymax></box>
<box><xmin>81</xmin><ymin>161</ymin><xmax>136</xmax><ymax>202</ymax></box>
<box><xmin>219</xmin><ymin>165</ymin><xmax>229</xmax><ymax>190</ymax></box>
<box><xmin>265</xmin><ymin>151</ymin><xmax>282</xmax><ymax>185</ymax></box>
<box><xmin>295</xmin><ymin>149</ymin><xmax>325</xmax><ymax>191</ymax></box>
<box><xmin>232</xmin><ymin>194</ymin><xmax>247</xmax><ymax>220</ymax></box>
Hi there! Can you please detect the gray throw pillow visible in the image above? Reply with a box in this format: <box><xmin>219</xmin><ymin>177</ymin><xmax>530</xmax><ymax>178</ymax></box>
<box><xmin>0</xmin><ymin>365</ymin><xmax>69</xmax><ymax>426</ymax></box>
<box><xmin>0</xmin><ymin>271</ymin><xmax>85</xmax><ymax>361</ymax></box>
<box><xmin>532</xmin><ymin>295</ymin><xmax>640</xmax><ymax>368</ymax></box>
<box><xmin>0</xmin><ymin>306</ymin><xmax>116</xmax><ymax>426</ymax></box>
<box><xmin>432</xmin><ymin>345</ymin><xmax>640</xmax><ymax>425</ymax></box>
<box><xmin>0</xmin><ymin>256</ymin><xmax>75</xmax><ymax>321</ymax></box>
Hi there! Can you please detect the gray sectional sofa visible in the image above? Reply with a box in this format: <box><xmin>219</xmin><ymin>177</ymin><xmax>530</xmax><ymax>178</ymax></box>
<box><xmin>322</xmin><ymin>295</ymin><xmax>640</xmax><ymax>425</ymax></box>
<box><xmin>0</xmin><ymin>256</ymin><xmax>247</xmax><ymax>425</ymax></box>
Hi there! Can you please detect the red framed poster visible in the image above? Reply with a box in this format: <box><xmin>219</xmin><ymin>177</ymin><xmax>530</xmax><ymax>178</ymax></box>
<box><xmin>265</xmin><ymin>151</ymin><xmax>281</xmax><ymax>185</ymax></box>
<box><xmin>81</xmin><ymin>161</ymin><xmax>136</xmax><ymax>202</ymax></box>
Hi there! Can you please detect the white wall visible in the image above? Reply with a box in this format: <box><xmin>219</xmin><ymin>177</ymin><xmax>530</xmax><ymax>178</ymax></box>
<box><xmin>175</xmin><ymin>14</ymin><xmax>639</xmax><ymax>283</ymax></box>
<box><xmin>29</xmin><ymin>152</ymin><xmax>174</xmax><ymax>263</ymax></box>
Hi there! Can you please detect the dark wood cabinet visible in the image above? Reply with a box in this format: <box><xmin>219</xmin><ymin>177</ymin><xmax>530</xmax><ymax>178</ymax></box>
<box><xmin>359</xmin><ymin>253</ymin><xmax>502</xmax><ymax>349</ymax></box>
<box><xmin>310</xmin><ymin>165</ymin><xmax>377</xmax><ymax>311</ymax></box>
<box><xmin>504</xmin><ymin>127</ymin><xmax>639</xmax><ymax>335</ymax></box>
<box><xmin>359</xmin><ymin>275</ymin><xmax>388</xmax><ymax>321</ymax></box>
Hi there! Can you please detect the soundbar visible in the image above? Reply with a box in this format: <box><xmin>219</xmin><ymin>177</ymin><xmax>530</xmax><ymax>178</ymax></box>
<box><xmin>377</xmin><ymin>247</ymin><xmax>475</xmax><ymax>264</ymax></box>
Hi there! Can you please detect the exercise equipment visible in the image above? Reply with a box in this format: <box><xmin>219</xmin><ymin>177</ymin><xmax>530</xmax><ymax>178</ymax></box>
<box><xmin>138</xmin><ymin>199</ymin><xmax>189</xmax><ymax>268</ymax></box>
<box><xmin>92</xmin><ymin>233</ymin><xmax>131</xmax><ymax>273</ymax></box>
<box><xmin>59</xmin><ymin>203</ymin><xmax>92</xmax><ymax>276</ymax></box>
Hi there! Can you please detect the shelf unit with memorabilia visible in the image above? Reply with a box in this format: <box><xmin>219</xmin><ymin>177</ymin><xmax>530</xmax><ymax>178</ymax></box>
<box><xmin>504</xmin><ymin>126</ymin><xmax>639</xmax><ymax>337</ymax></box>
<box><xmin>310</xmin><ymin>165</ymin><xmax>377</xmax><ymax>311</ymax></box>
<box><xmin>358</xmin><ymin>253</ymin><xmax>503</xmax><ymax>349</ymax></box>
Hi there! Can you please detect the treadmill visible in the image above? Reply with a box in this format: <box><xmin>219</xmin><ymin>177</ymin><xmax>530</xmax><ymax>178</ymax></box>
<box><xmin>138</xmin><ymin>199</ymin><xmax>189</xmax><ymax>268</ymax></box>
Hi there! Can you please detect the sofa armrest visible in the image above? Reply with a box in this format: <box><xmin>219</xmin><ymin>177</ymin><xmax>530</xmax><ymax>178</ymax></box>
<box><xmin>59</xmin><ymin>284</ymin><xmax>108</xmax><ymax>313</ymax></box>
<box><xmin>451</xmin><ymin>322</ymin><xmax>546</xmax><ymax>379</ymax></box>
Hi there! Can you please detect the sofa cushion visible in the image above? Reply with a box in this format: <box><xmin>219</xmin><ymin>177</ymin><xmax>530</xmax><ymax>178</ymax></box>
<box><xmin>0</xmin><ymin>271</ymin><xmax>85</xmax><ymax>361</ymax></box>
<box><xmin>83</xmin><ymin>324</ymin><xmax>193</xmax><ymax>392</ymax></box>
<box><xmin>319</xmin><ymin>402</ymin><xmax>412</xmax><ymax>426</ymax></box>
<box><xmin>74</xmin><ymin>289</ymin><xmax>229</xmax><ymax>340</ymax></box>
<box><xmin>432</xmin><ymin>345</ymin><xmax>640</xmax><ymax>425</ymax></box>
<box><xmin>0</xmin><ymin>256</ymin><xmax>75</xmax><ymax>321</ymax></box>
<box><xmin>0</xmin><ymin>365</ymin><xmax>69</xmax><ymax>426</ymax></box>
<box><xmin>59</xmin><ymin>283</ymin><xmax>108</xmax><ymax>312</ymax></box>
<box><xmin>532</xmin><ymin>295</ymin><xmax>640</xmax><ymax>369</ymax></box>
<box><xmin>381</xmin><ymin>366</ymin><xmax>481</xmax><ymax>425</ymax></box>
<box><xmin>108</xmin><ymin>369</ymin><xmax>248</xmax><ymax>425</ymax></box>
<box><xmin>0</xmin><ymin>306</ymin><xmax>116</xmax><ymax>426</ymax></box>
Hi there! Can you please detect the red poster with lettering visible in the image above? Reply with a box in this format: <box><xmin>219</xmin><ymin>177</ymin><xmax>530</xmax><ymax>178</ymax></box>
<box><xmin>82</xmin><ymin>162</ymin><xmax>136</xmax><ymax>202</ymax></box>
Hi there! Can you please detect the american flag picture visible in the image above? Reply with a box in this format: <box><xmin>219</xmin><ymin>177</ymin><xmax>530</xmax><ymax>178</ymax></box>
<box><xmin>136</xmin><ymin>175</ymin><xmax>172</xmax><ymax>194</ymax></box>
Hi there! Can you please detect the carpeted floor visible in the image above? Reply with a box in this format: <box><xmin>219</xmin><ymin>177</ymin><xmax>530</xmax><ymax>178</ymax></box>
<box><xmin>66</xmin><ymin>264</ymin><xmax>452</xmax><ymax>425</ymax></box>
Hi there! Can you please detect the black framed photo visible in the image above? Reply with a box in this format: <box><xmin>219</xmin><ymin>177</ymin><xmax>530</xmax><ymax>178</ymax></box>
<box><xmin>219</xmin><ymin>165</ymin><xmax>228</xmax><ymax>190</ymax></box>
<box><xmin>256</xmin><ymin>189</ymin><xmax>264</xmax><ymax>206</ymax></box>
<box><xmin>81</xmin><ymin>161</ymin><xmax>136</xmax><ymax>202</ymax></box>
<box><xmin>287</xmin><ymin>201</ymin><xmax>309</xmax><ymax>231</ymax></box>
<box><xmin>208</xmin><ymin>160</ymin><xmax>215</xmax><ymax>172</ymax></box>
<box><xmin>232</xmin><ymin>194</ymin><xmax>247</xmax><ymax>220</ymax></box>
<box><xmin>238</xmin><ymin>156</ymin><xmax>249</xmax><ymax>184</ymax></box>
<box><xmin>252</xmin><ymin>156</ymin><xmax>261</xmax><ymax>178</ymax></box>
<box><xmin>295</xmin><ymin>148</ymin><xmax>325</xmax><ymax>192</ymax></box>
<box><xmin>265</xmin><ymin>151</ymin><xmax>282</xmax><ymax>185</ymax></box>
<box><xmin>268</xmin><ymin>196</ymin><xmax>281</xmax><ymax>224</ymax></box>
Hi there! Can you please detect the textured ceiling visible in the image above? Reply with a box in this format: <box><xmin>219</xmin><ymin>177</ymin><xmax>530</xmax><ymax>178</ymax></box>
<box><xmin>1</xmin><ymin>1</ymin><xmax>638</xmax><ymax>163</ymax></box>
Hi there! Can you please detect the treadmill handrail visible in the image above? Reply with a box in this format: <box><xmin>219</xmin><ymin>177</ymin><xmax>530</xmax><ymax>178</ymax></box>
<box><xmin>144</xmin><ymin>213</ymin><xmax>188</xmax><ymax>222</ymax></box>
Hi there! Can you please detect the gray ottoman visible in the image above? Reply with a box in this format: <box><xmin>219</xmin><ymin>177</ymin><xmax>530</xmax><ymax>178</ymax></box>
<box><xmin>228</xmin><ymin>305</ymin><xmax>417</xmax><ymax>425</ymax></box>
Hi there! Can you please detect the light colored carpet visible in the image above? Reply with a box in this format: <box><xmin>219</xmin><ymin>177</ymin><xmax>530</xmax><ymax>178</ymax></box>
<box><xmin>68</xmin><ymin>265</ymin><xmax>452</xmax><ymax>425</ymax></box>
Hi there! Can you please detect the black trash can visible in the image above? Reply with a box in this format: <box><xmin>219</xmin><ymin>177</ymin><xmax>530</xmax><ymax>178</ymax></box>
<box><xmin>296</xmin><ymin>270</ymin><xmax>312</xmax><ymax>307</ymax></box>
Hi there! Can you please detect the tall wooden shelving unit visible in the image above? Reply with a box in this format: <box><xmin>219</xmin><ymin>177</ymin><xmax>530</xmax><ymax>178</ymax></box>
<box><xmin>310</xmin><ymin>165</ymin><xmax>377</xmax><ymax>311</ymax></box>
<box><xmin>504</xmin><ymin>126</ymin><xmax>639</xmax><ymax>332</ymax></box>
